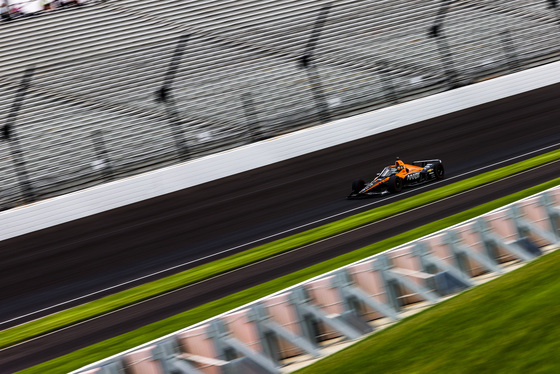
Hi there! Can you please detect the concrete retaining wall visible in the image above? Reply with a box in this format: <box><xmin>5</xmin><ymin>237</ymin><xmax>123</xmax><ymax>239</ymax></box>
<box><xmin>71</xmin><ymin>186</ymin><xmax>560</xmax><ymax>374</ymax></box>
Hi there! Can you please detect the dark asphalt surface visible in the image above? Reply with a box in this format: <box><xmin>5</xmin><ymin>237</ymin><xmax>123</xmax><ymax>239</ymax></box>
<box><xmin>1</xmin><ymin>83</ymin><xmax>560</xmax><ymax>372</ymax></box>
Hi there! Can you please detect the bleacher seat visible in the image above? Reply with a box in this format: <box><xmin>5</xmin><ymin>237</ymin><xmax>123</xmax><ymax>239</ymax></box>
<box><xmin>0</xmin><ymin>0</ymin><xmax>558</xmax><ymax>209</ymax></box>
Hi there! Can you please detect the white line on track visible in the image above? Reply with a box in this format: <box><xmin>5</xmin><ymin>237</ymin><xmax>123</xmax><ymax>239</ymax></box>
<box><xmin>1</xmin><ymin>142</ymin><xmax>559</xmax><ymax>328</ymax></box>
<box><xmin>4</xmin><ymin>157</ymin><xmax>558</xmax><ymax>350</ymax></box>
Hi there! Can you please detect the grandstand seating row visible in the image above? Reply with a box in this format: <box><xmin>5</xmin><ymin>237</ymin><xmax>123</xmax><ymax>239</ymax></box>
<box><xmin>1</xmin><ymin>0</ymin><xmax>559</xmax><ymax>209</ymax></box>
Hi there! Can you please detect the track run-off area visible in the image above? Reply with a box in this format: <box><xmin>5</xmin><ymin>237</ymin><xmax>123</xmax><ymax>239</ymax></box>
<box><xmin>1</xmin><ymin>81</ymin><xmax>560</xmax><ymax>372</ymax></box>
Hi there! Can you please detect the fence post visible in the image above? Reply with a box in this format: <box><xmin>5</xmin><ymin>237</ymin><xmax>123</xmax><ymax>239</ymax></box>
<box><xmin>500</xmin><ymin>30</ymin><xmax>519</xmax><ymax>73</ymax></box>
<box><xmin>2</xmin><ymin>66</ymin><xmax>36</xmax><ymax>204</ymax></box>
<box><xmin>241</xmin><ymin>92</ymin><xmax>262</xmax><ymax>142</ymax></box>
<box><xmin>91</xmin><ymin>130</ymin><xmax>113</xmax><ymax>182</ymax></box>
<box><xmin>298</xmin><ymin>3</ymin><xmax>332</xmax><ymax>124</ymax></box>
<box><xmin>428</xmin><ymin>0</ymin><xmax>460</xmax><ymax>89</ymax></box>
<box><xmin>546</xmin><ymin>0</ymin><xmax>560</xmax><ymax>28</ymax></box>
<box><xmin>377</xmin><ymin>60</ymin><xmax>399</xmax><ymax>105</ymax></box>
<box><xmin>155</xmin><ymin>34</ymin><xmax>190</xmax><ymax>162</ymax></box>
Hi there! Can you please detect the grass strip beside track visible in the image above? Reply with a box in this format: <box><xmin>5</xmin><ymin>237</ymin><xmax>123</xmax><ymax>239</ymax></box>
<box><xmin>2</xmin><ymin>149</ymin><xmax>560</xmax><ymax>350</ymax></box>
<box><xmin>16</xmin><ymin>176</ymin><xmax>560</xmax><ymax>374</ymax></box>
<box><xmin>295</xmin><ymin>247</ymin><xmax>560</xmax><ymax>374</ymax></box>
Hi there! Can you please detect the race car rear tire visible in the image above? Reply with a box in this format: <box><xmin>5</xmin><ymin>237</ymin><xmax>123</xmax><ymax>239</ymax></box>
<box><xmin>352</xmin><ymin>179</ymin><xmax>365</xmax><ymax>193</ymax></box>
<box><xmin>434</xmin><ymin>163</ymin><xmax>445</xmax><ymax>180</ymax></box>
<box><xmin>388</xmin><ymin>176</ymin><xmax>403</xmax><ymax>193</ymax></box>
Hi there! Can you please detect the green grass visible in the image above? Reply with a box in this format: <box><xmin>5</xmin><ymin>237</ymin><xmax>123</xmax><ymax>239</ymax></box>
<box><xmin>295</xmin><ymin>247</ymin><xmax>560</xmax><ymax>374</ymax></box>
<box><xmin>17</xmin><ymin>176</ymin><xmax>560</xmax><ymax>374</ymax></box>
<box><xmin>2</xmin><ymin>149</ymin><xmax>559</xmax><ymax>350</ymax></box>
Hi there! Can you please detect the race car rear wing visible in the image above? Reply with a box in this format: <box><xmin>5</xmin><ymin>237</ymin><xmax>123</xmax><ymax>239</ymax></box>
<box><xmin>412</xmin><ymin>159</ymin><xmax>442</xmax><ymax>167</ymax></box>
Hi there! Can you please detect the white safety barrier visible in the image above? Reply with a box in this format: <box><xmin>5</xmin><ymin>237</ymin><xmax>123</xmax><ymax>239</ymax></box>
<box><xmin>2</xmin><ymin>60</ymin><xmax>560</xmax><ymax>242</ymax></box>
<box><xmin>71</xmin><ymin>186</ymin><xmax>560</xmax><ymax>374</ymax></box>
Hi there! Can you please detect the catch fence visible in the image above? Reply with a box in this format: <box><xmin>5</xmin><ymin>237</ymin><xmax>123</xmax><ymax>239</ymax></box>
<box><xmin>1</xmin><ymin>0</ymin><xmax>560</xmax><ymax>209</ymax></box>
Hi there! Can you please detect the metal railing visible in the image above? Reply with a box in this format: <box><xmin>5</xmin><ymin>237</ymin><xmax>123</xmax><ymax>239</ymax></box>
<box><xmin>70</xmin><ymin>186</ymin><xmax>560</xmax><ymax>374</ymax></box>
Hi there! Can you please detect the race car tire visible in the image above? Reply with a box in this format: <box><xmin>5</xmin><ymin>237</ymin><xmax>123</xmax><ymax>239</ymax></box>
<box><xmin>434</xmin><ymin>163</ymin><xmax>445</xmax><ymax>180</ymax></box>
<box><xmin>352</xmin><ymin>179</ymin><xmax>366</xmax><ymax>193</ymax></box>
<box><xmin>388</xmin><ymin>176</ymin><xmax>403</xmax><ymax>193</ymax></box>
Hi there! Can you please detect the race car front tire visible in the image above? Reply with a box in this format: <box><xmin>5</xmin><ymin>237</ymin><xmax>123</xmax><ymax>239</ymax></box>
<box><xmin>352</xmin><ymin>179</ymin><xmax>365</xmax><ymax>193</ymax></box>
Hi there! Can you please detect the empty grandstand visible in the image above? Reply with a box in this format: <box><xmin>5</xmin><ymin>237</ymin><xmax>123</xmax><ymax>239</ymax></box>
<box><xmin>1</xmin><ymin>0</ymin><xmax>559</xmax><ymax>209</ymax></box>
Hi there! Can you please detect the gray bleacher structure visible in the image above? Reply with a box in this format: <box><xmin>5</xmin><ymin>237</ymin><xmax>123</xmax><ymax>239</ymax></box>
<box><xmin>1</xmin><ymin>0</ymin><xmax>560</xmax><ymax>209</ymax></box>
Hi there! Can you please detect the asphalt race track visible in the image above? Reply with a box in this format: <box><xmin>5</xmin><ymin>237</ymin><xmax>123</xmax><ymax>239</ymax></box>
<box><xmin>1</xmin><ymin>83</ymin><xmax>560</xmax><ymax>372</ymax></box>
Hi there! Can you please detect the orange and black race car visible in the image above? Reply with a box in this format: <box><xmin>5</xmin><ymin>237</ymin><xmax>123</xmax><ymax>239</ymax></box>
<box><xmin>348</xmin><ymin>158</ymin><xmax>444</xmax><ymax>199</ymax></box>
